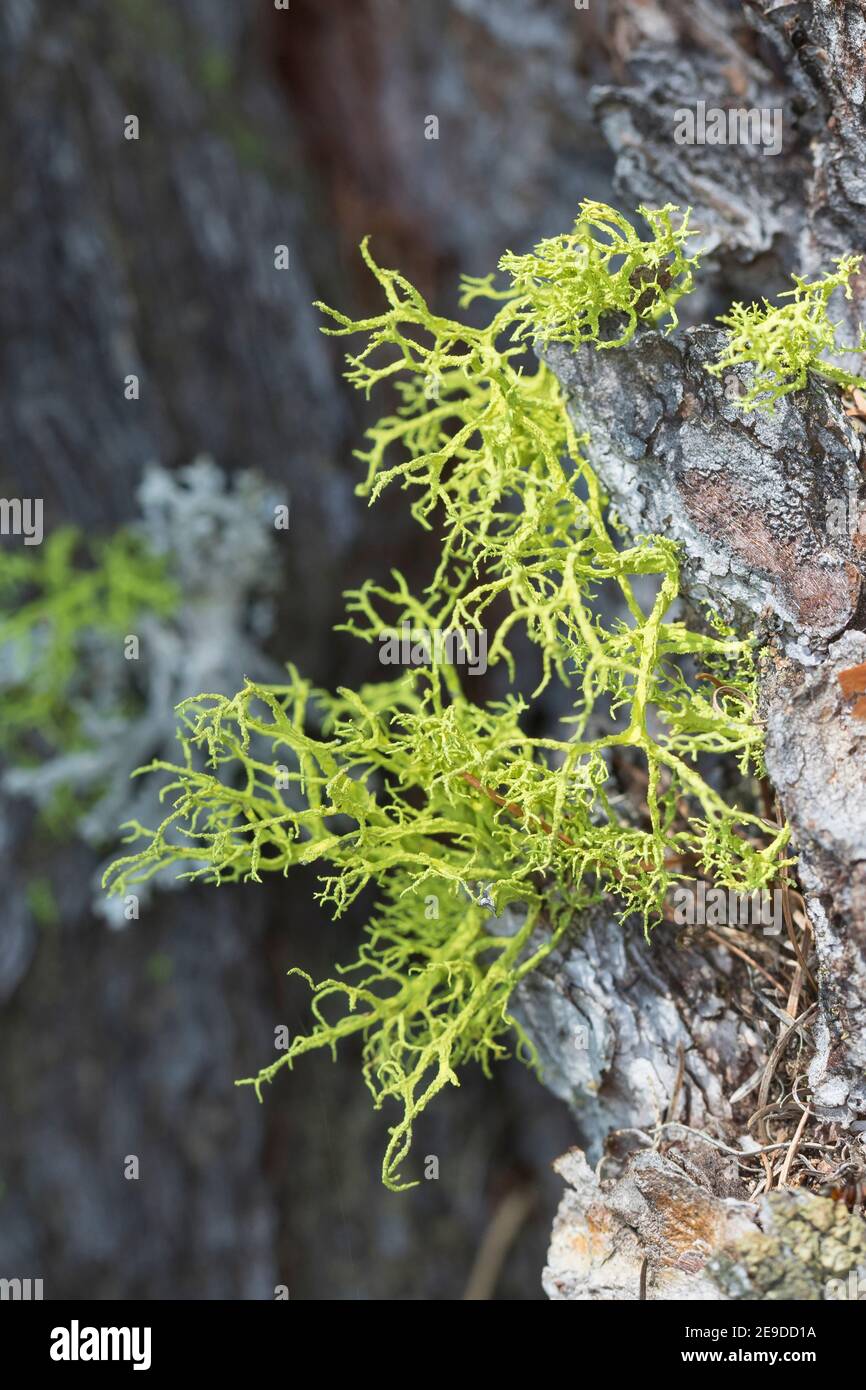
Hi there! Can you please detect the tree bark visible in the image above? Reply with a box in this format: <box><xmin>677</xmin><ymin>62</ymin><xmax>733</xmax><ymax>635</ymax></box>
<box><xmin>516</xmin><ymin>0</ymin><xmax>866</xmax><ymax>1301</ymax></box>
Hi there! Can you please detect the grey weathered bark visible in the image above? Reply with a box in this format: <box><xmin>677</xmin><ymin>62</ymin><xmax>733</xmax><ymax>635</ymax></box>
<box><xmin>544</xmin><ymin>1148</ymin><xmax>866</xmax><ymax>1301</ymax></box>
<box><xmin>524</xmin><ymin>324</ymin><xmax>866</xmax><ymax>1298</ymax></box>
<box><xmin>546</xmin><ymin>325</ymin><xmax>866</xmax><ymax>1123</ymax></box>
<box><xmin>515</xmin><ymin>0</ymin><xmax>866</xmax><ymax>1300</ymax></box>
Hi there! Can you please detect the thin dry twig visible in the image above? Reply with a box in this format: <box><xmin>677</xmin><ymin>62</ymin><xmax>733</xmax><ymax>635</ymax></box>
<box><xmin>705</xmin><ymin>928</ymin><xmax>788</xmax><ymax>995</ymax></box>
<box><xmin>785</xmin><ymin>962</ymin><xmax>805</xmax><ymax>1022</ymax></box>
<box><xmin>778</xmin><ymin>1105</ymin><xmax>812</xmax><ymax>1189</ymax></box>
<box><xmin>756</xmin><ymin>1006</ymin><xmax>817</xmax><ymax>1124</ymax></box>
<box><xmin>665</xmin><ymin>1042</ymin><xmax>686</xmax><ymax>1125</ymax></box>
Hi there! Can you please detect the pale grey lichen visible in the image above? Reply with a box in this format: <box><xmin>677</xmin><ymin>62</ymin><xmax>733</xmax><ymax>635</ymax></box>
<box><xmin>3</xmin><ymin>458</ymin><xmax>284</xmax><ymax>924</ymax></box>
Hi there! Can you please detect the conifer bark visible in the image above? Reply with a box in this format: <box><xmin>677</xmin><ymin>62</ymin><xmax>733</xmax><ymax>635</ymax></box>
<box><xmin>522</xmin><ymin>0</ymin><xmax>866</xmax><ymax>1301</ymax></box>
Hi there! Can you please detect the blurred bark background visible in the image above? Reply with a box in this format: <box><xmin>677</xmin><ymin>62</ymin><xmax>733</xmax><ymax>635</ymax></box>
<box><xmin>0</xmin><ymin>0</ymin><xmax>618</xmax><ymax>1300</ymax></box>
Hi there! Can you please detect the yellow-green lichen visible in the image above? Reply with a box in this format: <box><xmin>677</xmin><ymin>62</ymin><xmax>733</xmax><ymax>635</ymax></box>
<box><xmin>710</xmin><ymin>256</ymin><xmax>866</xmax><ymax>411</ymax></box>
<box><xmin>103</xmin><ymin>204</ymin><xmax>789</xmax><ymax>1191</ymax></box>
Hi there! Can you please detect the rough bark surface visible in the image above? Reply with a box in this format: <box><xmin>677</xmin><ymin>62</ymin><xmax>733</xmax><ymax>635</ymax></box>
<box><xmin>546</xmin><ymin>329</ymin><xmax>864</xmax><ymax>663</ymax></box>
<box><xmin>544</xmin><ymin>1148</ymin><xmax>866</xmax><ymax>1301</ymax></box>
<box><xmin>540</xmin><ymin>318</ymin><xmax>866</xmax><ymax>1122</ymax></box>
<box><xmin>514</xmin><ymin>0</ymin><xmax>866</xmax><ymax>1300</ymax></box>
<box><xmin>513</xmin><ymin>906</ymin><xmax>771</xmax><ymax>1162</ymax></box>
<box><xmin>524</xmin><ymin>319</ymin><xmax>866</xmax><ymax>1293</ymax></box>
<box><xmin>763</xmin><ymin>635</ymin><xmax>866</xmax><ymax>1122</ymax></box>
